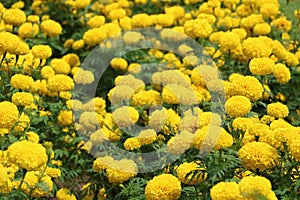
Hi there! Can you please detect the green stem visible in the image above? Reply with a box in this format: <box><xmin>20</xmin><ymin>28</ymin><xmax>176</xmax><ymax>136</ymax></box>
<box><xmin>18</xmin><ymin>168</ymin><xmax>27</xmax><ymax>191</ymax></box>
<box><xmin>194</xmin><ymin>185</ymin><xmax>200</xmax><ymax>200</ymax></box>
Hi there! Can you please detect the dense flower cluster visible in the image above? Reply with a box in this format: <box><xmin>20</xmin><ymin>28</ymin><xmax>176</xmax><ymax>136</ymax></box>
<box><xmin>0</xmin><ymin>0</ymin><xmax>299</xmax><ymax>199</ymax></box>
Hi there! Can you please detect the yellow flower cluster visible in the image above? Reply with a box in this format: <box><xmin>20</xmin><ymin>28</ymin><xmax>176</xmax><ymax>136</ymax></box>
<box><xmin>145</xmin><ymin>174</ymin><xmax>181</xmax><ymax>200</ymax></box>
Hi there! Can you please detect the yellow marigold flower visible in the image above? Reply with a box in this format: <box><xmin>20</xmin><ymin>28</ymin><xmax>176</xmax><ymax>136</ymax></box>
<box><xmin>242</xmin><ymin>37</ymin><xmax>272</xmax><ymax>59</ymax></box>
<box><xmin>11</xmin><ymin>1</ymin><xmax>25</xmax><ymax>9</ymax></box>
<box><xmin>184</xmin><ymin>19</ymin><xmax>212</xmax><ymax>38</ymax></box>
<box><xmin>239</xmin><ymin>176</ymin><xmax>273</xmax><ymax>199</ymax></box>
<box><xmin>20</xmin><ymin>171</ymin><xmax>53</xmax><ymax>198</ymax></box>
<box><xmin>0</xmin><ymin>32</ymin><xmax>20</xmax><ymax>53</ymax></box>
<box><xmin>115</xmin><ymin>74</ymin><xmax>145</xmax><ymax>92</ymax></box>
<box><xmin>124</xmin><ymin>138</ymin><xmax>142</xmax><ymax>151</ymax></box>
<box><xmin>110</xmin><ymin>58</ymin><xmax>128</xmax><ymax>71</ymax></box>
<box><xmin>240</xmin><ymin>14</ymin><xmax>264</xmax><ymax>29</ymax></box>
<box><xmin>63</xmin><ymin>38</ymin><xmax>74</xmax><ymax>49</ymax></box>
<box><xmin>284</xmin><ymin>51</ymin><xmax>299</xmax><ymax>67</ymax></box>
<box><xmin>271</xmin><ymin>16</ymin><xmax>292</xmax><ymax>32</ymax></box>
<box><xmin>267</xmin><ymin>102</ymin><xmax>289</xmax><ymax>118</ymax></box>
<box><xmin>225</xmin><ymin>96</ymin><xmax>251</xmax><ymax>118</ymax></box>
<box><xmin>3</xmin><ymin>8</ymin><xmax>26</xmax><ymax>26</ymax></box>
<box><xmin>47</xmin><ymin>74</ymin><xmax>74</xmax><ymax>92</ymax></box>
<box><xmin>167</xmin><ymin>130</ymin><xmax>194</xmax><ymax>155</ymax></box>
<box><xmin>50</xmin><ymin>58</ymin><xmax>71</xmax><ymax>75</ymax></box>
<box><xmin>260</xmin><ymin>3</ymin><xmax>279</xmax><ymax>18</ymax></box>
<box><xmin>74</xmin><ymin>0</ymin><xmax>90</xmax><ymax>9</ymax></box>
<box><xmin>7</xmin><ymin>140</ymin><xmax>48</xmax><ymax>171</ymax></box>
<box><xmin>238</xmin><ymin>142</ymin><xmax>279</xmax><ymax>171</ymax></box>
<box><xmin>61</xmin><ymin>54</ymin><xmax>79</xmax><ymax>68</ymax></box>
<box><xmin>82</xmin><ymin>97</ymin><xmax>106</xmax><ymax>114</ymax></box>
<box><xmin>106</xmin><ymin>159</ymin><xmax>138</xmax><ymax>184</ymax></box>
<box><xmin>11</xmin><ymin>92</ymin><xmax>34</xmax><ymax>107</ymax></box>
<box><xmin>289</xmin><ymin>138</ymin><xmax>300</xmax><ymax>162</ymax></box>
<box><xmin>137</xmin><ymin>129</ymin><xmax>157</xmax><ymax>145</ymax></box>
<box><xmin>165</xmin><ymin>6</ymin><xmax>185</xmax><ymax>19</ymax></box>
<box><xmin>152</xmin><ymin>70</ymin><xmax>191</xmax><ymax>88</ymax></box>
<box><xmin>13</xmin><ymin>112</ymin><xmax>30</xmax><ymax>132</ymax></box>
<box><xmin>90</xmin><ymin>129</ymin><xmax>109</xmax><ymax>145</ymax></box>
<box><xmin>112</xmin><ymin>106</ymin><xmax>139</xmax><ymax>128</ymax></box>
<box><xmin>273</xmin><ymin>63</ymin><xmax>291</xmax><ymax>84</ymax></box>
<box><xmin>249</xmin><ymin>57</ymin><xmax>275</xmax><ymax>76</ymax></box>
<box><xmin>27</xmin><ymin>15</ymin><xmax>39</xmax><ymax>23</ymax></box>
<box><xmin>260</xmin><ymin>115</ymin><xmax>275</xmax><ymax>125</ymax></box>
<box><xmin>41</xmin><ymin>66</ymin><xmax>55</xmax><ymax>79</ymax></box>
<box><xmin>40</xmin><ymin>19</ymin><xmax>62</xmax><ymax>37</ymax></box>
<box><xmin>210</xmin><ymin>182</ymin><xmax>242</xmax><ymax>200</ymax></box>
<box><xmin>57</xmin><ymin>110</ymin><xmax>73</xmax><ymax>126</ymax></box>
<box><xmin>145</xmin><ymin>174</ymin><xmax>181</xmax><ymax>200</ymax></box>
<box><xmin>72</xmin><ymin>39</ymin><xmax>85</xmax><ymax>50</ymax></box>
<box><xmin>253</xmin><ymin>23</ymin><xmax>271</xmax><ymax>35</ymax></box>
<box><xmin>18</xmin><ymin>22</ymin><xmax>39</xmax><ymax>38</ymax></box>
<box><xmin>176</xmin><ymin>162</ymin><xmax>207</xmax><ymax>185</ymax></box>
<box><xmin>87</xmin><ymin>15</ymin><xmax>105</xmax><ymax>28</ymax></box>
<box><xmin>46</xmin><ymin>167</ymin><xmax>61</xmax><ymax>178</ymax></box>
<box><xmin>93</xmin><ymin>156</ymin><xmax>115</xmax><ymax>172</ymax></box>
<box><xmin>32</xmin><ymin>45</ymin><xmax>52</xmax><ymax>59</ymax></box>
<box><xmin>10</xmin><ymin>74</ymin><xmax>32</xmax><ymax>91</ymax></box>
<box><xmin>56</xmin><ymin>188</ymin><xmax>76</xmax><ymax>200</ymax></box>
<box><xmin>162</xmin><ymin>84</ymin><xmax>198</xmax><ymax>105</ymax></box>
<box><xmin>219</xmin><ymin>32</ymin><xmax>240</xmax><ymax>51</ymax></box>
<box><xmin>14</xmin><ymin>40</ymin><xmax>29</xmax><ymax>55</ymax></box>
<box><xmin>131</xmin><ymin>13</ymin><xmax>153</xmax><ymax>28</ymax></box>
<box><xmin>74</xmin><ymin>69</ymin><xmax>94</xmax><ymax>85</ymax></box>
<box><xmin>83</xmin><ymin>28</ymin><xmax>107</xmax><ymax>47</ymax></box>
<box><xmin>122</xmin><ymin>32</ymin><xmax>143</xmax><ymax>45</ymax></box>
<box><xmin>79</xmin><ymin>111</ymin><xmax>100</xmax><ymax>131</ymax></box>
<box><xmin>66</xmin><ymin>99</ymin><xmax>82</xmax><ymax>111</ymax></box>
<box><xmin>0</xmin><ymin>164</ymin><xmax>13</xmax><ymax>193</ymax></box>
<box><xmin>26</xmin><ymin>131</ymin><xmax>39</xmax><ymax>143</ymax></box>
<box><xmin>193</xmin><ymin>125</ymin><xmax>233</xmax><ymax>150</ymax></box>
<box><xmin>248</xmin><ymin>123</ymin><xmax>270</xmax><ymax>137</ymax></box>
<box><xmin>0</xmin><ymin>101</ymin><xmax>19</xmax><ymax>129</ymax></box>
<box><xmin>230</xmin><ymin>75</ymin><xmax>264</xmax><ymax>101</ymax></box>
<box><xmin>131</xmin><ymin>90</ymin><xmax>162</xmax><ymax>107</ymax></box>
<box><xmin>109</xmin><ymin>8</ymin><xmax>126</xmax><ymax>20</ymax></box>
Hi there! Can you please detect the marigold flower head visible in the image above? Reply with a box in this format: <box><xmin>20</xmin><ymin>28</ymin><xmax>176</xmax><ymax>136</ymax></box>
<box><xmin>167</xmin><ymin>130</ymin><xmax>194</xmax><ymax>155</ymax></box>
<box><xmin>87</xmin><ymin>15</ymin><xmax>106</xmax><ymax>28</ymax></box>
<box><xmin>74</xmin><ymin>69</ymin><xmax>94</xmax><ymax>85</ymax></box>
<box><xmin>40</xmin><ymin>19</ymin><xmax>62</xmax><ymax>37</ymax></box>
<box><xmin>145</xmin><ymin>174</ymin><xmax>181</xmax><ymax>200</ymax></box>
<box><xmin>219</xmin><ymin>32</ymin><xmax>240</xmax><ymax>51</ymax></box>
<box><xmin>18</xmin><ymin>22</ymin><xmax>39</xmax><ymax>38</ymax></box>
<box><xmin>57</xmin><ymin>110</ymin><xmax>73</xmax><ymax>126</ymax></box>
<box><xmin>131</xmin><ymin>13</ymin><xmax>153</xmax><ymax>28</ymax></box>
<box><xmin>90</xmin><ymin>129</ymin><xmax>109</xmax><ymax>145</ymax></box>
<box><xmin>249</xmin><ymin>57</ymin><xmax>275</xmax><ymax>76</ymax></box>
<box><xmin>176</xmin><ymin>161</ymin><xmax>207</xmax><ymax>185</ymax></box>
<box><xmin>112</xmin><ymin>106</ymin><xmax>139</xmax><ymax>128</ymax></box>
<box><xmin>124</xmin><ymin>137</ymin><xmax>142</xmax><ymax>151</ymax></box>
<box><xmin>210</xmin><ymin>182</ymin><xmax>242</xmax><ymax>200</ymax></box>
<box><xmin>11</xmin><ymin>92</ymin><xmax>34</xmax><ymax>107</ymax></box>
<box><xmin>271</xmin><ymin>16</ymin><xmax>292</xmax><ymax>32</ymax></box>
<box><xmin>193</xmin><ymin>125</ymin><xmax>233</xmax><ymax>150</ymax></box>
<box><xmin>137</xmin><ymin>129</ymin><xmax>157</xmax><ymax>145</ymax></box>
<box><xmin>106</xmin><ymin>159</ymin><xmax>138</xmax><ymax>184</ymax></box>
<box><xmin>225</xmin><ymin>95</ymin><xmax>251</xmax><ymax>118</ymax></box>
<box><xmin>162</xmin><ymin>84</ymin><xmax>198</xmax><ymax>105</ymax></box>
<box><xmin>32</xmin><ymin>45</ymin><xmax>52</xmax><ymax>59</ymax></box>
<box><xmin>242</xmin><ymin>37</ymin><xmax>272</xmax><ymax>59</ymax></box>
<box><xmin>62</xmin><ymin>53</ymin><xmax>80</xmax><ymax>67</ymax></box>
<box><xmin>239</xmin><ymin>176</ymin><xmax>273</xmax><ymax>199</ymax></box>
<box><xmin>267</xmin><ymin>102</ymin><xmax>289</xmax><ymax>118</ymax></box>
<box><xmin>238</xmin><ymin>142</ymin><xmax>279</xmax><ymax>171</ymax></box>
<box><xmin>41</xmin><ymin>66</ymin><xmax>55</xmax><ymax>79</ymax></box>
<box><xmin>0</xmin><ymin>32</ymin><xmax>20</xmax><ymax>53</ymax></box>
<box><xmin>56</xmin><ymin>188</ymin><xmax>76</xmax><ymax>200</ymax></box>
<box><xmin>20</xmin><ymin>171</ymin><xmax>53</xmax><ymax>197</ymax></box>
<box><xmin>184</xmin><ymin>19</ymin><xmax>213</xmax><ymax>38</ymax></box>
<box><xmin>110</xmin><ymin>58</ymin><xmax>128</xmax><ymax>71</ymax></box>
<box><xmin>273</xmin><ymin>63</ymin><xmax>291</xmax><ymax>84</ymax></box>
<box><xmin>50</xmin><ymin>58</ymin><xmax>71</xmax><ymax>75</ymax></box>
<box><xmin>3</xmin><ymin>8</ymin><xmax>26</xmax><ymax>26</ymax></box>
<box><xmin>0</xmin><ymin>164</ymin><xmax>12</xmax><ymax>193</ymax></box>
<box><xmin>7</xmin><ymin>140</ymin><xmax>48</xmax><ymax>171</ymax></box>
<box><xmin>115</xmin><ymin>74</ymin><xmax>145</xmax><ymax>92</ymax></box>
<box><xmin>83</xmin><ymin>28</ymin><xmax>107</xmax><ymax>47</ymax></box>
<box><xmin>0</xmin><ymin>101</ymin><xmax>19</xmax><ymax>129</ymax></box>
<box><xmin>47</xmin><ymin>74</ymin><xmax>74</xmax><ymax>92</ymax></box>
